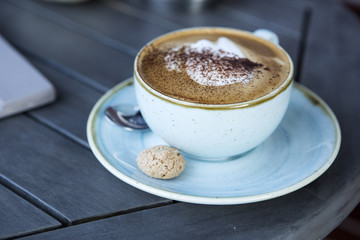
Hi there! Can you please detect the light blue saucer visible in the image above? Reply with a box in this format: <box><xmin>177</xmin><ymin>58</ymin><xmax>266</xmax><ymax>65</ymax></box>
<box><xmin>87</xmin><ymin>78</ymin><xmax>341</xmax><ymax>205</ymax></box>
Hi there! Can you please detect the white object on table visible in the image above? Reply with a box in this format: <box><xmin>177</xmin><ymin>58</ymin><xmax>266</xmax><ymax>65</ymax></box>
<box><xmin>0</xmin><ymin>35</ymin><xmax>56</xmax><ymax>119</ymax></box>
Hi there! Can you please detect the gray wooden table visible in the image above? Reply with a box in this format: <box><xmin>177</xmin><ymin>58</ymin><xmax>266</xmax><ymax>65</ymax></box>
<box><xmin>1</xmin><ymin>0</ymin><xmax>359</xmax><ymax>239</ymax></box>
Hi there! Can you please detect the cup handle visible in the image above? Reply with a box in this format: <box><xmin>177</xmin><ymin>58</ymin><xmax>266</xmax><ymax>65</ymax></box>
<box><xmin>253</xmin><ymin>29</ymin><xmax>279</xmax><ymax>45</ymax></box>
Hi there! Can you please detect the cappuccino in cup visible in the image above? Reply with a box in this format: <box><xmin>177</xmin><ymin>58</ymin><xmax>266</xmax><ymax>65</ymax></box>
<box><xmin>134</xmin><ymin>27</ymin><xmax>293</xmax><ymax>159</ymax></box>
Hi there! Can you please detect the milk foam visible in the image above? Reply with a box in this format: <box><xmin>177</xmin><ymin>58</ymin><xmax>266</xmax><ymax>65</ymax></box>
<box><xmin>164</xmin><ymin>37</ymin><xmax>260</xmax><ymax>86</ymax></box>
<box><xmin>191</xmin><ymin>37</ymin><xmax>245</xmax><ymax>58</ymax></box>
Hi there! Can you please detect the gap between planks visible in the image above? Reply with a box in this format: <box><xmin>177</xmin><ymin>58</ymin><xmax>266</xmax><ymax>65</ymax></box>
<box><xmin>0</xmin><ymin>165</ymin><xmax>176</xmax><ymax>239</ymax></box>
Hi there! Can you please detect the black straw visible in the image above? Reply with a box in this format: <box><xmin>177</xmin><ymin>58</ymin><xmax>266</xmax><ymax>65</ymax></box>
<box><xmin>295</xmin><ymin>8</ymin><xmax>312</xmax><ymax>83</ymax></box>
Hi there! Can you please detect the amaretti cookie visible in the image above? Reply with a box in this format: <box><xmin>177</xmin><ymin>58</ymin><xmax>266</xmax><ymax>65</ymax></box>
<box><xmin>137</xmin><ymin>145</ymin><xmax>185</xmax><ymax>179</ymax></box>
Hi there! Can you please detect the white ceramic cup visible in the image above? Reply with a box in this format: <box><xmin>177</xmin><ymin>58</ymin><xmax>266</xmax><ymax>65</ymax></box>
<box><xmin>134</xmin><ymin>27</ymin><xmax>294</xmax><ymax>160</ymax></box>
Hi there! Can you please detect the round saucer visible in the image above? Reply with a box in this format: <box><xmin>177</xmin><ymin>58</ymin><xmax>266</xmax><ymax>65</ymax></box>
<box><xmin>87</xmin><ymin>78</ymin><xmax>341</xmax><ymax>205</ymax></box>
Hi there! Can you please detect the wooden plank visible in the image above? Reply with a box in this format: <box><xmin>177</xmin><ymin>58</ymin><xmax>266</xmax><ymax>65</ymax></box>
<box><xmin>18</xmin><ymin>189</ymin><xmax>328</xmax><ymax>240</ymax></box>
<box><xmin>28</xmin><ymin>60</ymin><xmax>105</xmax><ymax>145</ymax></box>
<box><xmin>101</xmin><ymin>0</ymin><xmax>301</xmax><ymax>35</ymax></box>
<box><xmin>0</xmin><ymin>184</ymin><xmax>60</xmax><ymax>239</ymax></box>
<box><xmin>0</xmin><ymin>1</ymin><xmax>133</xmax><ymax>89</ymax></box>
<box><xmin>16</xmin><ymin>0</ymin><xmax>171</xmax><ymax>51</ymax></box>
<box><xmin>221</xmin><ymin>0</ymin><xmax>308</xmax><ymax>37</ymax></box>
<box><xmin>0</xmin><ymin>115</ymin><xmax>171</xmax><ymax>225</ymax></box>
<box><xmin>291</xmin><ymin>0</ymin><xmax>360</xmax><ymax>237</ymax></box>
<box><xmin>299</xmin><ymin>0</ymin><xmax>360</xmax><ymax>193</ymax></box>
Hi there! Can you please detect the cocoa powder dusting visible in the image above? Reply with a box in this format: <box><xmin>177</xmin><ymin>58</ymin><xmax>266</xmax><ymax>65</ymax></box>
<box><xmin>164</xmin><ymin>47</ymin><xmax>264</xmax><ymax>86</ymax></box>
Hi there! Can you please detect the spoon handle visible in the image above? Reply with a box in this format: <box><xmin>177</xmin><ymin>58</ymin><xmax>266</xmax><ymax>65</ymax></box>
<box><xmin>105</xmin><ymin>106</ymin><xmax>148</xmax><ymax>130</ymax></box>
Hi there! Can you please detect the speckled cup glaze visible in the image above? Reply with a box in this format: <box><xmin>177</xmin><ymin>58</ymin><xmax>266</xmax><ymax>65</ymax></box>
<box><xmin>134</xmin><ymin>27</ymin><xmax>294</xmax><ymax>160</ymax></box>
